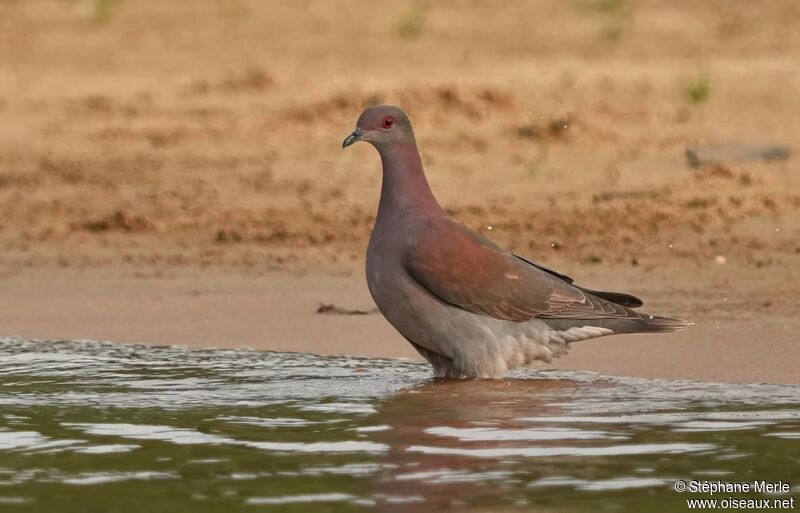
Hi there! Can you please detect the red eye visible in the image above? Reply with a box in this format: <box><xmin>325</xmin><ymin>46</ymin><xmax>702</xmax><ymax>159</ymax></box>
<box><xmin>382</xmin><ymin>116</ymin><xmax>393</xmax><ymax>129</ymax></box>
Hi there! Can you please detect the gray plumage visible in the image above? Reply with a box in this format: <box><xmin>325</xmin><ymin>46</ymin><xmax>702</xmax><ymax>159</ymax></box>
<box><xmin>343</xmin><ymin>105</ymin><xmax>691</xmax><ymax>378</ymax></box>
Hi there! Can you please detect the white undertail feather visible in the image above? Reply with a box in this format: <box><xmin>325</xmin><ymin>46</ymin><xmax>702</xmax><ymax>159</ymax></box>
<box><xmin>518</xmin><ymin>326</ymin><xmax>613</xmax><ymax>368</ymax></box>
<box><xmin>446</xmin><ymin>321</ymin><xmax>616</xmax><ymax>379</ymax></box>
<box><xmin>527</xmin><ymin>326</ymin><xmax>614</xmax><ymax>371</ymax></box>
<box><xmin>547</xmin><ymin>326</ymin><xmax>614</xmax><ymax>344</ymax></box>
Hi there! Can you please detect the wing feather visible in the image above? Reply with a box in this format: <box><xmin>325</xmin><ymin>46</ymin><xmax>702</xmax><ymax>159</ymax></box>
<box><xmin>406</xmin><ymin>218</ymin><xmax>643</xmax><ymax>323</ymax></box>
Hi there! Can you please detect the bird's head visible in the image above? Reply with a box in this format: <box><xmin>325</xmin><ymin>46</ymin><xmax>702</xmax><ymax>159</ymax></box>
<box><xmin>342</xmin><ymin>105</ymin><xmax>416</xmax><ymax>151</ymax></box>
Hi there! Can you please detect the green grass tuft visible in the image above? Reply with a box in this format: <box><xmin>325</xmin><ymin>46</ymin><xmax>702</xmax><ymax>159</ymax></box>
<box><xmin>682</xmin><ymin>73</ymin><xmax>712</xmax><ymax>104</ymax></box>
<box><xmin>587</xmin><ymin>0</ymin><xmax>630</xmax><ymax>14</ymax></box>
<box><xmin>396</xmin><ymin>4</ymin><xmax>428</xmax><ymax>40</ymax></box>
<box><xmin>89</xmin><ymin>0</ymin><xmax>120</xmax><ymax>23</ymax></box>
<box><xmin>572</xmin><ymin>0</ymin><xmax>635</xmax><ymax>43</ymax></box>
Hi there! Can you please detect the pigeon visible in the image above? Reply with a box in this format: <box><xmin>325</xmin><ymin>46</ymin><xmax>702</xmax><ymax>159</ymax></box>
<box><xmin>343</xmin><ymin>105</ymin><xmax>691</xmax><ymax>378</ymax></box>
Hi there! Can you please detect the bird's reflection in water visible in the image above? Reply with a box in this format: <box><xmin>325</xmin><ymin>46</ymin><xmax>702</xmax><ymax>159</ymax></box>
<box><xmin>367</xmin><ymin>377</ymin><xmax>601</xmax><ymax>512</ymax></box>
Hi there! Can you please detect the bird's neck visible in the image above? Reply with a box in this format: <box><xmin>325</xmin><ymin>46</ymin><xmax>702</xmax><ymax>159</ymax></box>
<box><xmin>376</xmin><ymin>142</ymin><xmax>443</xmax><ymax>221</ymax></box>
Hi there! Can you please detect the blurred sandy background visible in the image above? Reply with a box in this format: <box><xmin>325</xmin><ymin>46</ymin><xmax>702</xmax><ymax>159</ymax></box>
<box><xmin>1</xmin><ymin>0</ymin><xmax>798</xmax><ymax>382</ymax></box>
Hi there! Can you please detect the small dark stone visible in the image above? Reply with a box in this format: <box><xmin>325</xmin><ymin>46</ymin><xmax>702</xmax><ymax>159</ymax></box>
<box><xmin>686</xmin><ymin>143</ymin><xmax>790</xmax><ymax>168</ymax></box>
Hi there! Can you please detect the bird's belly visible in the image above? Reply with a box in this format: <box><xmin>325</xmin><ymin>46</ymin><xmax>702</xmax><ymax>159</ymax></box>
<box><xmin>366</xmin><ymin>261</ymin><xmax>561</xmax><ymax>377</ymax></box>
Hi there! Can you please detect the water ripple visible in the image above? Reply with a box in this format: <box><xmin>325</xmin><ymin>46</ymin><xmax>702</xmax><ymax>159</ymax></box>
<box><xmin>1</xmin><ymin>338</ymin><xmax>799</xmax><ymax>513</ymax></box>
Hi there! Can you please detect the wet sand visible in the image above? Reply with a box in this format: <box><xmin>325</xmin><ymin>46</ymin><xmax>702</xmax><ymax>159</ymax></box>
<box><xmin>3</xmin><ymin>263</ymin><xmax>798</xmax><ymax>384</ymax></box>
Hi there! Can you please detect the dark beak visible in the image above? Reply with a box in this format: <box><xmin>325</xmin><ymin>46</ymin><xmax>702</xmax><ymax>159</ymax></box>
<box><xmin>342</xmin><ymin>127</ymin><xmax>366</xmax><ymax>149</ymax></box>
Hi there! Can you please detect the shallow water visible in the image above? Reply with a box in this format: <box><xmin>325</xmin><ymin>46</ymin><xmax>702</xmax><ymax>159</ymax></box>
<box><xmin>0</xmin><ymin>338</ymin><xmax>798</xmax><ymax>512</ymax></box>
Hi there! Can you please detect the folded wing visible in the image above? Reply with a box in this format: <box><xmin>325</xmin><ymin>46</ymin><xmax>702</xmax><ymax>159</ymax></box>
<box><xmin>406</xmin><ymin>217</ymin><xmax>643</xmax><ymax>322</ymax></box>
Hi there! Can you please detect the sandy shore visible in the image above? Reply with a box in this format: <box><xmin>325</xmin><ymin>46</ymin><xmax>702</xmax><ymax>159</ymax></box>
<box><xmin>1</xmin><ymin>1</ymin><xmax>798</xmax><ymax>384</ymax></box>
<box><xmin>3</xmin><ymin>263</ymin><xmax>798</xmax><ymax>384</ymax></box>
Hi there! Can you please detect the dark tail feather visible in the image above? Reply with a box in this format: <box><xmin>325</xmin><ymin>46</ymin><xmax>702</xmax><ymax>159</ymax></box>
<box><xmin>543</xmin><ymin>314</ymin><xmax>693</xmax><ymax>335</ymax></box>
<box><xmin>623</xmin><ymin>314</ymin><xmax>694</xmax><ymax>333</ymax></box>
<box><xmin>576</xmin><ymin>287</ymin><xmax>644</xmax><ymax>308</ymax></box>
